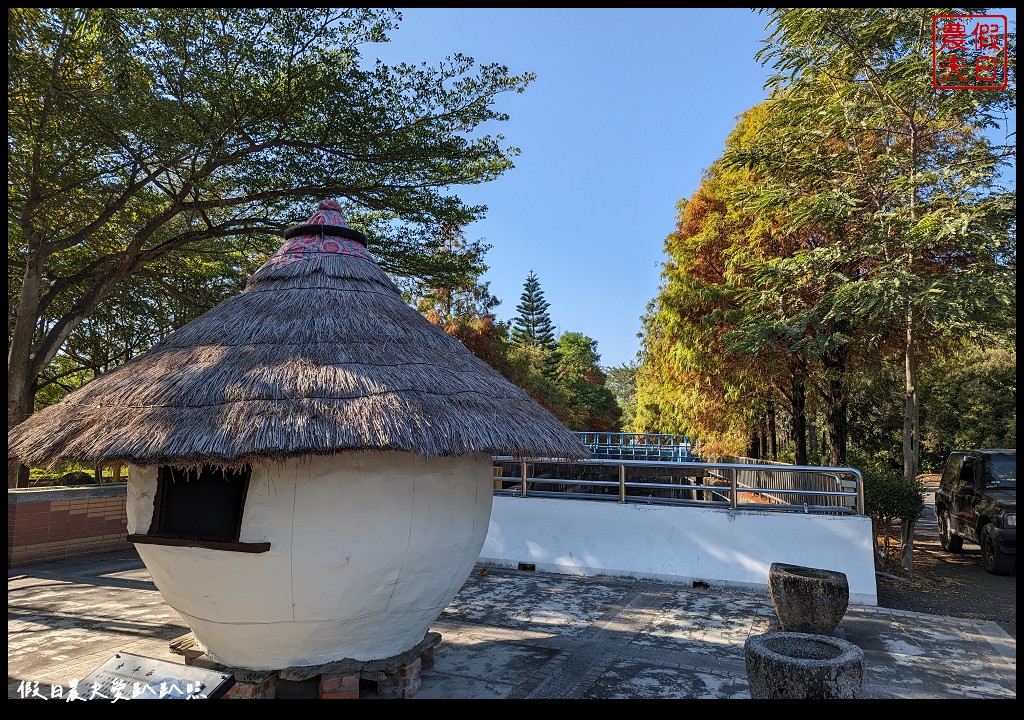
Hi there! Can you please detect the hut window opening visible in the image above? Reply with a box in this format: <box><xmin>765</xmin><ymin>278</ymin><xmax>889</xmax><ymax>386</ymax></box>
<box><xmin>148</xmin><ymin>465</ymin><xmax>250</xmax><ymax>541</ymax></box>
<box><xmin>128</xmin><ymin>464</ymin><xmax>269</xmax><ymax>553</ymax></box>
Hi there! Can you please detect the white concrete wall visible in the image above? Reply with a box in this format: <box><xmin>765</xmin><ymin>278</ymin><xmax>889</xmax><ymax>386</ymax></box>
<box><xmin>480</xmin><ymin>496</ymin><xmax>878</xmax><ymax>605</ymax></box>
<box><xmin>129</xmin><ymin>452</ymin><xmax>493</xmax><ymax>669</ymax></box>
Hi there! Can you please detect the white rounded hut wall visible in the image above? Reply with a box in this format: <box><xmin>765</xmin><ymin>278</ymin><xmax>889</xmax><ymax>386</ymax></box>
<box><xmin>128</xmin><ymin>452</ymin><xmax>491</xmax><ymax>669</ymax></box>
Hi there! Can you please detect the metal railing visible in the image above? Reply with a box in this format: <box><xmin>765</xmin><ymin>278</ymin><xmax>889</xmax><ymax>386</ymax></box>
<box><xmin>711</xmin><ymin>455</ymin><xmax>860</xmax><ymax>513</ymax></box>
<box><xmin>574</xmin><ymin>432</ymin><xmax>697</xmax><ymax>462</ymax></box>
<box><xmin>491</xmin><ymin>457</ymin><xmax>864</xmax><ymax>516</ymax></box>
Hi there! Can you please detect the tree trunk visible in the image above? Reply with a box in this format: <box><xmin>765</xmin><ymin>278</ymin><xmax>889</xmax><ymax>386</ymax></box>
<box><xmin>9</xmin><ymin>243</ymin><xmax>45</xmax><ymax>488</ymax></box>
<box><xmin>903</xmin><ymin>309</ymin><xmax>920</xmax><ymax>485</ymax></box>
<box><xmin>807</xmin><ymin>409</ymin><xmax>818</xmax><ymax>460</ymax></box>
<box><xmin>768</xmin><ymin>402</ymin><xmax>778</xmax><ymax>460</ymax></box>
<box><xmin>748</xmin><ymin>426</ymin><xmax>763</xmax><ymax>459</ymax></box>
<box><xmin>8</xmin><ymin>461</ymin><xmax>30</xmax><ymax>489</ymax></box>
<box><xmin>7</xmin><ymin>374</ymin><xmax>35</xmax><ymax>489</ymax></box>
<box><xmin>903</xmin><ymin>128</ymin><xmax>921</xmax><ymax>488</ymax></box>
<box><xmin>822</xmin><ymin>353</ymin><xmax>849</xmax><ymax>466</ymax></box>
<box><xmin>790</xmin><ymin>371</ymin><xmax>808</xmax><ymax>466</ymax></box>
<box><xmin>900</xmin><ymin>127</ymin><xmax>922</xmax><ymax>571</ymax></box>
<box><xmin>871</xmin><ymin>519</ymin><xmax>884</xmax><ymax>569</ymax></box>
<box><xmin>900</xmin><ymin>519</ymin><xmax>915</xmax><ymax>573</ymax></box>
<box><xmin>826</xmin><ymin>397</ymin><xmax>848</xmax><ymax>467</ymax></box>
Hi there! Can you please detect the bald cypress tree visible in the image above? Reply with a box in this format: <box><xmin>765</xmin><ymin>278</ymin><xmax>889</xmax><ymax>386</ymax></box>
<box><xmin>750</xmin><ymin>7</ymin><xmax>1015</xmax><ymax>485</ymax></box>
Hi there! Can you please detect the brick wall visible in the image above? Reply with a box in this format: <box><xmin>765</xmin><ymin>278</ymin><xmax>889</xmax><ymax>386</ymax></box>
<box><xmin>8</xmin><ymin>485</ymin><xmax>129</xmax><ymax>567</ymax></box>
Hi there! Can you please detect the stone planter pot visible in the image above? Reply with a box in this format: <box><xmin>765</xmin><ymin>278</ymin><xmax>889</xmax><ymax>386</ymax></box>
<box><xmin>744</xmin><ymin>631</ymin><xmax>865</xmax><ymax>699</ymax></box>
<box><xmin>768</xmin><ymin>562</ymin><xmax>849</xmax><ymax>635</ymax></box>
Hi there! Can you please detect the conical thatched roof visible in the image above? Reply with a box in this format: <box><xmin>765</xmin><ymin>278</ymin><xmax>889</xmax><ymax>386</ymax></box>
<box><xmin>8</xmin><ymin>200</ymin><xmax>589</xmax><ymax>468</ymax></box>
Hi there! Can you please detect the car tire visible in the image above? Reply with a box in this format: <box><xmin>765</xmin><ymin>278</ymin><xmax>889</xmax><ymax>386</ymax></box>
<box><xmin>938</xmin><ymin>510</ymin><xmax>963</xmax><ymax>553</ymax></box>
<box><xmin>980</xmin><ymin>524</ymin><xmax>1014</xmax><ymax>575</ymax></box>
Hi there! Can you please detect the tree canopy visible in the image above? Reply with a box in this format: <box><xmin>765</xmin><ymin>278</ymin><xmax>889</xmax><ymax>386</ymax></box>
<box><xmin>553</xmin><ymin>332</ymin><xmax>622</xmax><ymax>431</ymax></box>
<box><xmin>8</xmin><ymin>8</ymin><xmax>537</xmax><ymax>484</ymax></box>
<box><xmin>636</xmin><ymin>8</ymin><xmax>1015</xmax><ymax>474</ymax></box>
<box><xmin>747</xmin><ymin>7</ymin><xmax>1016</xmax><ymax>480</ymax></box>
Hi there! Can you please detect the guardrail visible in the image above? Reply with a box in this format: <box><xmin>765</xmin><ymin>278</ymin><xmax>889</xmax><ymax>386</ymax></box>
<box><xmin>709</xmin><ymin>456</ymin><xmax>859</xmax><ymax>513</ymax></box>
<box><xmin>574</xmin><ymin>432</ymin><xmax>696</xmax><ymax>462</ymax></box>
<box><xmin>491</xmin><ymin>458</ymin><xmax>864</xmax><ymax>516</ymax></box>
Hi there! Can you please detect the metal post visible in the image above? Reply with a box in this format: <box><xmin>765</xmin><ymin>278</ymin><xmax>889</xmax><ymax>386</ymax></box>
<box><xmin>855</xmin><ymin>470</ymin><xmax>864</xmax><ymax>515</ymax></box>
<box><xmin>619</xmin><ymin>464</ymin><xmax>626</xmax><ymax>503</ymax></box>
<box><xmin>730</xmin><ymin>471</ymin><xmax>738</xmax><ymax>510</ymax></box>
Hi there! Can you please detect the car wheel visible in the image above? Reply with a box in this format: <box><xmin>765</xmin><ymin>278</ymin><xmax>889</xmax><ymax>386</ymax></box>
<box><xmin>938</xmin><ymin>510</ymin><xmax>963</xmax><ymax>553</ymax></box>
<box><xmin>981</xmin><ymin>524</ymin><xmax>1014</xmax><ymax>575</ymax></box>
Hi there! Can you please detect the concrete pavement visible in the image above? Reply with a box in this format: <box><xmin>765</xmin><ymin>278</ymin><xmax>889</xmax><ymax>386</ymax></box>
<box><xmin>8</xmin><ymin>549</ymin><xmax>1016</xmax><ymax>701</ymax></box>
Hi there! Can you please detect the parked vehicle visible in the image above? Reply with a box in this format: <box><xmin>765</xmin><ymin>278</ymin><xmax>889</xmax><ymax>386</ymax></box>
<box><xmin>935</xmin><ymin>449</ymin><xmax>1016</xmax><ymax>575</ymax></box>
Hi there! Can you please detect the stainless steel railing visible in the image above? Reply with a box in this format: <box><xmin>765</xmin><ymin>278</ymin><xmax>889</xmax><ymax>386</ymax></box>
<box><xmin>491</xmin><ymin>458</ymin><xmax>864</xmax><ymax>516</ymax></box>
<box><xmin>708</xmin><ymin>455</ymin><xmax>860</xmax><ymax>513</ymax></box>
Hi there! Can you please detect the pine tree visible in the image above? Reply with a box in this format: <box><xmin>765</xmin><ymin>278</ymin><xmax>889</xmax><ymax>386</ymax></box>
<box><xmin>510</xmin><ymin>270</ymin><xmax>559</xmax><ymax>378</ymax></box>
<box><xmin>510</xmin><ymin>270</ymin><xmax>557</xmax><ymax>351</ymax></box>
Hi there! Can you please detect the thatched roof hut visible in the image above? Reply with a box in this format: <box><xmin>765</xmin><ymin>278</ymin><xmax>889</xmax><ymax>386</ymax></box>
<box><xmin>8</xmin><ymin>199</ymin><xmax>588</xmax><ymax>469</ymax></box>
<box><xmin>10</xmin><ymin>200</ymin><xmax>591</xmax><ymax>671</ymax></box>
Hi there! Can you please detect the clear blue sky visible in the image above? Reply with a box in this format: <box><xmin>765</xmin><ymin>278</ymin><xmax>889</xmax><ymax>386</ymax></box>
<box><xmin>372</xmin><ymin>8</ymin><xmax>1016</xmax><ymax>370</ymax></box>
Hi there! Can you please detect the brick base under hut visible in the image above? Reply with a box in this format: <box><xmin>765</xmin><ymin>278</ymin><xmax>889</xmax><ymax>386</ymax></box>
<box><xmin>169</xmin><ymin>631</ymin><xmax>439</xmax><ymax>699</ymax></box>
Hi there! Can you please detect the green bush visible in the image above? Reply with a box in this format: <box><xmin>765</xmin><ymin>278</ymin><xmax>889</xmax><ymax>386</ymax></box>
<box><xmin>25</xmin><ymin>463</ymin><xmax>126</xmax><ymax>487</ymax></box>
<box><xmin>863</xmin><ymin>471</ymin><xmax>925</xmax><ymax>523</ymax></box>
<box><xmin>28</xmin><ymin>463</ymin><xmax>83</xmax><ymax>487</ymax></box>
<box><xmin>856</xmin><ymin>451</ymin><xmax>925</xmax><ymax>561</ymax></box>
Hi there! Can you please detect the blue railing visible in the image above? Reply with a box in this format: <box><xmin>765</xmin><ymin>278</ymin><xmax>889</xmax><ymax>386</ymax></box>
<box><xmin>575</xmin><ymin>432</ymin><xmax>696</xmax><ymax>462</ymax></box>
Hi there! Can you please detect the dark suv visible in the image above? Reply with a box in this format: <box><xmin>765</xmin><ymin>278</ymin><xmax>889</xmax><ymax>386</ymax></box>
<box><xmin>935</xmin><ymin>449</ymin><xmax>1016</xmax><ymax>575</ymax></box>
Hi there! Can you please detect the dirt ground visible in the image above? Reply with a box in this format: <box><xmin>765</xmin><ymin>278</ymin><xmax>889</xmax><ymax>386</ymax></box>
<box><xmin>873</xmin><ymin>475</ymin><xmax>1017</xmax><ymax>638</ymax></box>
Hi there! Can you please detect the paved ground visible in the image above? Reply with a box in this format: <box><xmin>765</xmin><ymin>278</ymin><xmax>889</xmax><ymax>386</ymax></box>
<box><xmin>8</xmin><ymin>549</ymin><xmax>1016</xmax><ymax>701</ymax></box>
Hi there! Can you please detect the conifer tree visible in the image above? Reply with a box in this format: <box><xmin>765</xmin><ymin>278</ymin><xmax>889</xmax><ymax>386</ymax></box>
<box><xmin>510</xmin><ymin>270</ymin><xmax>558</xmax><ymax>378</ymax></box>
<box><xmin>510</xmin><ymin>270</ymin><xmax>557</xmax><ymax>351</ymax></box>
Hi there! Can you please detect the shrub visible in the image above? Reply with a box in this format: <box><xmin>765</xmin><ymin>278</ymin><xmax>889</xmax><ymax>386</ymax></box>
<box><xmin>857</xmin><ymin>453</ymin><xmax>925</xmax><ymax>563</ymax></box>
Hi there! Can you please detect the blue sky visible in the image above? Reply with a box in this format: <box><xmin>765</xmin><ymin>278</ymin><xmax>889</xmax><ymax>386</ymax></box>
<box><xmin>371</xmin><ymin>8</ymin><xmax>1016</xmax><ymax>370</ymax></box>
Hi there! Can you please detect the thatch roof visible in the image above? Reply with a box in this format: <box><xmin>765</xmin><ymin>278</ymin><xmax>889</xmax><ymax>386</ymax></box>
<box><xmin>8</xmin><ymin>200</ymin><xmax>589</xmax><ymax>468</ymax></box>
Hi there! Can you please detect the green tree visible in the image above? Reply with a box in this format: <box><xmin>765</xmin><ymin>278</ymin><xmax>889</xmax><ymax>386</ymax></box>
<box><xmin>8</xmin><ymin>8</ymin><xmax>535</xmax><ymax>485</ymax></box>
<box><xmin>750</xmin><ymin>7</ymin><xmax>1016</xmax><ymax>485</ymax></box>
<box><xmin>502</xmin><ymin>344</ymin><xmax>566</xmax><ymax>418</ymax></box>
<box><xmin>554</xmin><ymin>332</ymin><xmax>622</xmax><ymax>431</ymax></box>
<box><xmin>510</xmin><ymin>270</ymin><xmax>557</xmax><ymax>349</ymax></box>
<box><xmin>402</xmin><ymin>226</ymin><xmax>500</xmax><ymax>327</ymax></box>
<box><xmin>605</xmin><ymin>360</ymin><xmax>639</xmax><ymax>430</ymax></box>
<box><xmin>845</xmin><ymin>354</ymin><xmax>906</xmax><ymax>471</ymax></box>
<box><xmin>509</xmin><ymin>269</ymin><xmax>558</xmax><ymax>377</ymax></box>
<box><xmin>30</xmin><ymin>238</ymin><xmax>263</xmax><ymax>411</ymax></box>
<box><xmin>859</xmin><ymin>451</ymin><xmax>926</xmax><ymax>571</ymax></box>
<box><xmin>405</xmin><ymin>226</ymin><xmax>513</xmax><ymax>376</ymax></box>
<box><xmin>634</xmin><ymin>185</ymin><xmax>764</xmax><ymax>458</ymax></box>
<box><xmin>920</xmin><ymin>345</ymin><xmax>1017</xmax><ymax>466</ymax></box>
